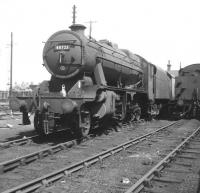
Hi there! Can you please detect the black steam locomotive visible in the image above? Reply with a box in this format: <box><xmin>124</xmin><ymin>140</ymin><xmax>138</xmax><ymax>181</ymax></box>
<box><xmin>169</xmin><ymin>63</ymin><xmax>200</xmax><ymax>119</ymax></box>
<box><xmin>19</xmin><ymin>23</ymin><xmax>174</xmax><ymax>137</ymax></box>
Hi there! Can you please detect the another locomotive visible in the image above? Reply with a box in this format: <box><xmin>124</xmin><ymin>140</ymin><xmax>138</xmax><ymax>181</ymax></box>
<box><xmin>19</xmin><ymin>22</ymin><xmax>174</xmax><ymax>137</ymax></box>
<box><xmin>170</xmin><ymin>63</ymin><xmax>200</xmax><ymax>119</ymax></box>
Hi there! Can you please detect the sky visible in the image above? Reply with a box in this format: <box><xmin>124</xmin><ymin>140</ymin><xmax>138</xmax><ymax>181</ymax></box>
<box><xmin>0</xmin><ymin>0</ymin><xmax>200</xmax><ymax>90</ymax></box>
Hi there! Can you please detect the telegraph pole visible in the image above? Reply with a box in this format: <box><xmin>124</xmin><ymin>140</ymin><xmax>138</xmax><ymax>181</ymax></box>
<box><xmin>9</xmin><ymin>32</ymin><xmax>13</xmax><ymax>110</ymax></box>
<box><xmin>86</xmin><ymin>20</ymin><xmax>97</xmax><ymax>39</ymax></box>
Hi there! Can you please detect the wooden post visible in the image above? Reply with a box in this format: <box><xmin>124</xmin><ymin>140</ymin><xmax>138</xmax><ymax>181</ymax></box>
<box><xmin>9</xmin><ymin>32</ymin><xmax>13</xmax><ymax>113</ymax></box>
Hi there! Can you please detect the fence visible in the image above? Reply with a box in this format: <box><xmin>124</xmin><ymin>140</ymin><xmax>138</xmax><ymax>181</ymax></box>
<box><xmin>0</xmin><ymin>90</ymin><xmax>32</xmax><ymax>102</ymax></box>
<box><xmin>0</xmin><ymin>91</ymin><xmax>9</xmax><ymax>101</ymax></box>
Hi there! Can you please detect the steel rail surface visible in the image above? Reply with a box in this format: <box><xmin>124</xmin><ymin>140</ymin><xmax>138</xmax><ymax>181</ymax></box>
<box><xmin>0</xmin><ymin>135</ymin><xmax>38</xmax><ymax>149</ymax></box>
<box><xmin>125</xmin><ymin>125</ymin><xmax>200</xmax><ymax>193</ymax></box>
<box><xmin>2</xmin><ymin>121</ymin><xmax>178</xmax><ymax>193</ymax></box>
<box><xmin>0</xmin><ymin>138</ymin><xmax>78</xmax><ymax>173</ymax></box>
<box><xmin>0</xmin><ymin>129</ymin><xmax>68</xmax><ymax>149</ymax></box>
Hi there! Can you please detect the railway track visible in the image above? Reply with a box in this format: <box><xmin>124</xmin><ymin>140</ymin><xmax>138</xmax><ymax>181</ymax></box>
<box><xmin>0</xmin><ymin>128</ymin><xmax>73</xmax><ymax>150</ymax></box>
<box><xmin>0</xmin><ymin>135</ymin><xmax>38</xmax><ymax>149</ymax></box>
<box><xmin>125</xmin><ymin>124</ymin><xmax>200</xmax><ymax>193</ymax></box>
<box><xmin>0</xmin><ymin>119</ymin><xmax>146</xmax><ymax>151</ymax></box>
<box><xmin>0</xmin><ymin>121</ymin><xmax>182</xmax><ymax>193</ymax></box>
<box><xmin>0</xmin><ymin>121</ymin><xmax>177</xmax><ymax>173</ymax></box>
<box><xmin>0</xmin><ymin>119</ymin><xmax>173</xmax><ymax>151</ymax></box>
<box><xmin>0</xmin><ymin>138</ymin><xmax>79</xmax><ymax>173</ymax></box>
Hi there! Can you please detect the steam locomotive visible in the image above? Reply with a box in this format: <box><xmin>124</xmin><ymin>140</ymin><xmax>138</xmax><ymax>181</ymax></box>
<box><xmin>169</xmin><ymin>63</ymin><xmax>200</xmax><ymax>119</ymax></box>
<box><xmin>19</xmin><ymin>23</ymin><xmax>174</xmax><ymax>137</ymax></box>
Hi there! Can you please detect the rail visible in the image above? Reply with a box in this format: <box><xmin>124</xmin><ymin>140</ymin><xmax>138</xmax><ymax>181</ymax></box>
<box><xmin>125</xmin><ymin>125</ymin><xmax>200</xmax><ymax>193</ymax></box>
<box><xmin>0</xmin><ymin>135</ymin><xmax>38</xmax><ymax>149</ymax></box>
<box><xmin>2</xmin><ymin>121</ymin><xmax>178</xmax><ymax>193</ymax></box>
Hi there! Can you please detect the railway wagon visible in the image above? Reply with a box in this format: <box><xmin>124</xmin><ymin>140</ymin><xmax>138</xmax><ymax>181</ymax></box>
<box><xmin>18</xmin><ymin>22</ymin><xmax>174</xmax><ymax>137</ymax></box>
<box><xmin>172</xmin><ymin>63</ymin><xmax>200</xmax><ymax>118</ymax></box>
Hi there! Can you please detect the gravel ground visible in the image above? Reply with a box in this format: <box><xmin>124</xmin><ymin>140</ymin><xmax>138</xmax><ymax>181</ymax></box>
<box><xmin>0</xmin><ymin>119</ymin><xmax>170</xmax><ymax>163</ymax></box>
<box><xmin>1</xmin><ymin>116</ymin><xmax>199</xmax><ymax>193</ymax></box>
<box><xmin>0</xmin><ymin>118</ymin><xmax>174</xmax><ymax>192</ymax></box>
<box><xmin>0</xmin><ymin>114</ymin><xmax>35</xmax><ymax>142</ymax></box>
<box><xmin>0</xmin><ymin>115</ymin><xmax>75</xmax><ymax>162</ymax></box>
<box><xmin>34</xmin><ymin>119</ymin><xmax>200</xmax><ymax>193</ymax></box>
<box><xmin>140</xmin><ymin>131</ymin><xmax>200</xmax><ymax>193</ymax></box>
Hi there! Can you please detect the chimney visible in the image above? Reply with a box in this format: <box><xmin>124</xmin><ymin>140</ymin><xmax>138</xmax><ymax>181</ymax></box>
<box><xmin>167</xmin><ymin>60</ymin><xmax>171</xmax><ymax>71</ymax></box>
<box><xmin>69</xmin><ymin>5</ymin><xmax>86</xmax><ymax>36</ymax></box>
<box><xmin>69</xmin><ymin>24</ymin><xmax>86</xmax><ymax>36</ymax></box>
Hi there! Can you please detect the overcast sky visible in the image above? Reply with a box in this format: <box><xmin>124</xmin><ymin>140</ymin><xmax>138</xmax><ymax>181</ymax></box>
<box><xmin>0</xmin><ymin>0</ymin><xmax>200</xmax><ymax>90</ymax></box>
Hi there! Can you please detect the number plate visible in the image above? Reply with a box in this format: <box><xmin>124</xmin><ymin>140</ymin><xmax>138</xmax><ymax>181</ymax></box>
<box><xmin>54</xmin><ymin>44</ymin><xmax>70</xmax><ymax>51</ymax></box>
